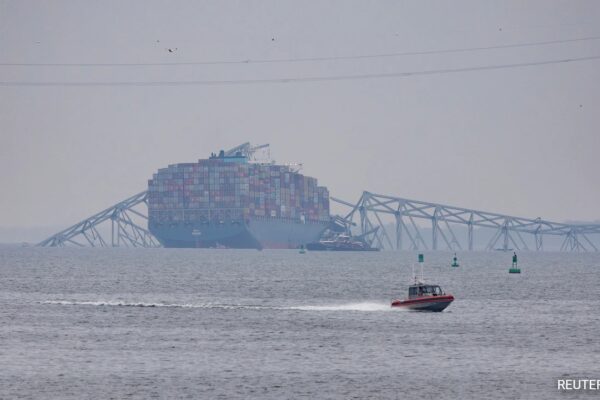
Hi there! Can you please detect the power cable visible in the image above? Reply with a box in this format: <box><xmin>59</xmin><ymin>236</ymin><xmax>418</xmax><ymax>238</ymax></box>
<box><xmin>1</xmin><ymin>35</ymin><xmax>599</xmax><ymax>67</ymax></box>
<box><xmin>0</xmin><ymin>54</ymin><xmax>598</xmax><ymax>87</ymax></box>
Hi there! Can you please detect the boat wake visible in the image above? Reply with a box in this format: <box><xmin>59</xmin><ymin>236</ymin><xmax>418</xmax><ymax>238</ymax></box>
<box><xmin>289</xmin><ymin>302</ymin><xmax>392</xmax><ymax>312</ymax></box>
<box><xmin>41</xmin><ymin>300</ymin><xmax>272</xmax><ymax>310</ymax></box>
<box><xmin>42</xmin><ymin>300</ymin><xmax>394</xmax><ymax>312</ymax></box>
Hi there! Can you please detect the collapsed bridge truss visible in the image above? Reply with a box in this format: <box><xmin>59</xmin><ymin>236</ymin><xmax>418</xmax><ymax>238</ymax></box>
<box><xmin>37</xmin><ymin>191</ymin><xmax>160</xmax><ymax>248</ymax></box>
<box><xmin>331</xmin><ymin>192</ymin><xmax>600</xmax><ymax>252</ymax></box>
<box><xmin>38</xmin><ymin>190</ymin><xmax>600</xmax><ymax>251</ymax></box>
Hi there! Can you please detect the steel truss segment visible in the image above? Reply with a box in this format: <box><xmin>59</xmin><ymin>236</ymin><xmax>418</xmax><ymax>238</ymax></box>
<box><xmin>373</xmin><ymin>192</ymin><xmax>570</xmax><ymax>230</ymax></box>
<box><xmin>66</xmin><ymin>238</ymin><xmax>85</xmax><ymax>247</ymax></box>
<box><xmin>437</xmin><ymin>208</ymin><xmax>471</xmax><ymax>224</ymax></box>
<box><xmin>470</xmin><ymin>213</ymin><xmax>507</xmax><ymax>228</ymax></box>
<box><xmin>363</xmin><ymin>194</ymin><xmax>401</xmax><ymax>209</ymax></box>
<box><xmin>127</xmin><ymin>207</ymin><xmax>149</xmax><ymax>220</ymax></box>
<box><xmin>331</xmin><ymin>195</ymin><xmax>363</xmax><ymax>222</ymax></box>
<box><xmin>443</xmin><ymin>219</ymin><xmax>463</xmax><ymax>250</ymax></box>
<box><xmin>403</xmin><ymin>203</ymin><xmax>437</xmax><ymax>219</ymax></box>
<box><xmin>370</xmin><ymin>209</ymin><xmax>394</xmax><ymax>249</ymax></box>
<box><xmin>435</xmin><ymin>222</ymin><xmax>453</xmax><ymax>250</ymax></box>
<box><xmin>485</xmin><ymin>228</ymin><xmax>503</xmax><ymax>251</ymax></box>
<box><xmin>507</xmin><ymin>230</ymin><xmax>521</xmax><ymax>251</ymax></box>
<box><xmin>403</xmin><ymin>222</ymin><xmax>418</xmax><ymax>250</ymax></box>
<box><xmin>512</xmin><ymin>227</ymin><xmax>530</xmax><ymax>251</ymax></box>
<box><xmin>330</xmin><ymin>196</ymin><xmax>357</xmax><ymax>208</ymax></box>
<box><xmin>361</xmin><ymin>211</ymin><xmax>381</xmax><ymax>249</ymax></box>
<box><xmin>364</xmin><ymin>195</ymin><xmax>399</xmax><ymax>214</ymax></box>
<box><xmin>396</xmin><ymin>213</ymin><xmax>416</xmax><ymax>250</ymax></box>
<box><xmin>581</xmin><ymin>233</ymin><xmax>598</xmax><ymax>251</ymax></box>
<box><xmin>332</xmin><ymin>191</ymin><xmax>599</xmax><ymax>252</ymax></box>
<box><xmin>37</xmin><ymin>191</ymin><xmax>161</xmax><ymax>248</ymax></box>
<box><xmin>408</xmin><ymin>215</ymin><xmax>428</xmax><ymax>250</ymax></box>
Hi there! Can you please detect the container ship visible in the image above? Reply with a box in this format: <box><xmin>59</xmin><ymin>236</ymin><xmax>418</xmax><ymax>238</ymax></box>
<box><xmin>147</xmin><ymin>143</ymin><xmax>330</xmax><ymax>249</ymax></box>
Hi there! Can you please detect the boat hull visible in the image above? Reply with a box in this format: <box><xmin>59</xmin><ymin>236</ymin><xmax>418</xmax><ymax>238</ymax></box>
<box><xmin>305</xmin><ymin>242</ymin><xmax>379</xmax><ymax>251</ymax></box>
<box><xmin>391</xmin><ymin>295</ymin><xmax>454</xmax><ymax>312</ymax></box>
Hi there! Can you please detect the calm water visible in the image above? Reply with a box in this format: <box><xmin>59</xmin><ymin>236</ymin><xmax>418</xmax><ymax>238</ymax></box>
<box><xmin>0</xmin><ymin>247</ymin><xmax>598</xmax><ymax>399</ymax></box>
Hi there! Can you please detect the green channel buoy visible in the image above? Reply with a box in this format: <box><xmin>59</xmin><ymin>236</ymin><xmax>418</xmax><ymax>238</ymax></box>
<box><xmin>451</xmin><ymin>253</ymin><xmax>459</xmax><ymax>267</ymax></box>
<box><xmin>509</xmin><ymin>252</ymin><xmax>520</xmax><ymax>273</ymax></box>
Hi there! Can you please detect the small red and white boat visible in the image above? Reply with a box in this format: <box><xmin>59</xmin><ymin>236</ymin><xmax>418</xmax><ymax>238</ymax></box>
<box><xmin>391</xmin><ymin>284</ymin><xmax>454</xmax><ymax>312</ymax></box>
<box><xmin>391</xmin><ymin>255</ymin><xmax>454</xmax><ymax>312</ymax></box>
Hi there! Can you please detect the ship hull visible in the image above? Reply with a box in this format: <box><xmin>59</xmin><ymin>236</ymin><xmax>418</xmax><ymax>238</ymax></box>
<box><xmin>149</xmin><ymin>217</ymin><xmax>327</xmax><ymax>249</ymax></box>
<box><xmin>391</xmin><ymin>295</ymin><xmax>454</xmax><ymax>312</ymax></box>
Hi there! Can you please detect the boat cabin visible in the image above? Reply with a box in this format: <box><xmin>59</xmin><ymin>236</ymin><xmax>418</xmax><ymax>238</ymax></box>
<box><xmin>408</xmin><ymin>284</ymin><xmax>444</xmax><ymax>299</ymax></box>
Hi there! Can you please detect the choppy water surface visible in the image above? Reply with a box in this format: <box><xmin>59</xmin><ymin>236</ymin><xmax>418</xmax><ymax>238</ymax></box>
<box><xmin>0</xmin><ymin>247</ymin><xmax>598</xmax><ymax>399</ymax></box>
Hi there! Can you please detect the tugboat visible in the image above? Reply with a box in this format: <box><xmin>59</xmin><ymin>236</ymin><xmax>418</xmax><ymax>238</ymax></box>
<box><xmin>391</xmin><ymin>254</ymin><xmax>454</xmax><ymax>312</ymax></box>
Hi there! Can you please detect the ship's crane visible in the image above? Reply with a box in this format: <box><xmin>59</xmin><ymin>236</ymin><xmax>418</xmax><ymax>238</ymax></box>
<box><xmin>224</xmin><ymin>142</ymin><xmax>270</xmax><ymax>162</ymax></box>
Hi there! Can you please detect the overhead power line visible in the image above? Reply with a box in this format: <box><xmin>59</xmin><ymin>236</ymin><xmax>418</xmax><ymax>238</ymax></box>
<box><xmin>1</xmin><ymin>35</ymin><xmax>600</xmax><ymax>67</ymax></box>
<box><xmin>1</xmin><ymin>54</ymin><xmax>598</xmax><ymax>87</ymax></box>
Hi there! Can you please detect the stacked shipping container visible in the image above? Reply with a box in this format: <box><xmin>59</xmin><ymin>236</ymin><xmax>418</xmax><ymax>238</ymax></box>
<box><xmin>148</xmin><ymin>158</ymin><xmax>329</xmax><ymax>225</ymax></box>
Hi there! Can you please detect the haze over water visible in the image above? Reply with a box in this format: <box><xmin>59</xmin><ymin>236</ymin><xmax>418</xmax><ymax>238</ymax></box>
<box><xmin>1</xmin><ymin>247</ymin><xmax>598</xmax><ymax>399</ymax></box>
<box><xmin>2</xmin><ymin>1</ymin><xmax>599</xmax><ymax>239</ymax></box>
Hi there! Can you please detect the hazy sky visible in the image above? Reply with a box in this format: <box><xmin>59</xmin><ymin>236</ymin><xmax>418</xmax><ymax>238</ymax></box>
<box><xmin>1</xmin><ymin>1</ymin><xmax>599</xmax><ymax>239</ymax></box>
